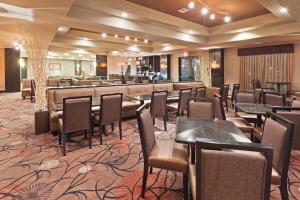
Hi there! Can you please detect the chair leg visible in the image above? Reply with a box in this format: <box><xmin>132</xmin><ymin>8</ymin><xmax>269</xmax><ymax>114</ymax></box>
<box><xmin>191</xmin><ymin>144</ymin><xmax>195</xmax><ymax>164</ymax></box>
<box><xmin>111</xmin><ymin>123</ymin><xmax>114</xmax><ymax>131</ymax></box>
<box><xmin>141</xmin><ymin>163</ymin><xmax>149</xmax><ymax>198</ymax></box>
<box><xmin>99</xmin><ymin>123</ymin><xmax>103</xmax><ymax>145</ymax></box>
<box><xmin>183</xmin><ymin>172</ymin><xmax>188</xmax><ymax>200</ymax></box>
<box><xmin>88</xmin><ymin>129</ymin><xmax>92</xmax><ymax>149</ymax></box>
<box><xmin>84</xmin><ymin>130</ymin><xmax>87</xmax><ymax>139</ymax></box>
<box><xmin>226</xmin><ymin>100</ymin><xmax>229</xmax><ymax>112</ymax></box>
<box><xmin>58</xmin><ymin>130</ymin><xmax>61</xmax><ymax>145</ymax></box>
<box><xmin>149</xmin><ymin>167</ymin><xmax>153</xmax><ymax>174</ymax></box>
<box><xmin>119</xmin><ymin>121</ymin><xmax>122</xmax><ymax>140</ymax></box>
<box><xmin>62</xmin><ymin>132</ymin><xmax>66</xmax><ymax>156</ymax></box>
<box><xmin>153</xmin><ymin>118</ymin><xmax>155</xmax><ymax>125</ymax></box>
<box><xmin>280</xmin><ymin>181</ymin><xmax>289</xmax><ymax>200</ymax></box>
<box><xmin>163</xmin><ymin>115</ymin><xmax>167</xmax><ymax>131</ymax></box>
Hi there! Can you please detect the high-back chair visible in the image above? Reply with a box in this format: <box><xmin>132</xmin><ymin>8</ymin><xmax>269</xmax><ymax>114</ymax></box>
<box><xmin>167</xmin><ymin>88</ymin><xmax>192</xmax><ymax>116</ymax></box>
<box><xmin>150</xmin><ymin>90</ymin><xmax>168</xmax><ymax>131</ymax></box>
<box><xmin>221</xmin><ymin>84</ymin><xmax>230</xmax><ymax>111</ymax></box>
<box><xmin>234</xmin><ymin>91</ymin><xmax>257</xmax><ymax>124</ymax></box>
<box><xmin>136</xmin><ymin>104</ymin><xmax>188</xmax><ymax>199</ymax></box>
<box><xmin>187</xmin><ymin>97</ymin><xmax>214</xmax><ymax>119</ymax></box>
<box><xmin>228</xmin><ymin>83</ymin><xmax>240</xmax><ymax>108</ymax></box>
<box><xmin>259</xmin><ymin>87</ymin><xmax>276</xmax><ymax>103</ymax></box>
<box><xmin>58</xmin><ymin>96</ymin><xmax>92</xmax><ymax>156</ymax></box>
<box><xmin>92</xmin><ymin>93</ymin><xmax>123</xmax><ymax>145</ymax></box>
<box><xmin>190</xmin><ymin>138</ymin><xmax>273</xmax><ymax>200</ymax></box>
<box><xmin>214</xmin><ymin>94</ymin><xmax>253</xmax><ymax>133</ymax></box>
<box><xmin>252</xmin><ymin>79</ymin><xmax>261</xmax><ymax>90</ymax></box>
<box><xmin>273</xmin><ymin>107</ymin><xmax>300</xmax><ymax>150</ymax></box>
<box><xmin>195</xmin><ymin>86</ymin><xmax>206</xmax><ymax>98</ymax></box>
<box><xmin>263</xmin><ymin>91</ymin><xmax>286</xmax><ymax>106</ymax></box>
<box><xmin>261</xmin><ymin>112</ymin><xmax>295</xmax><ymax>200</ymax></box>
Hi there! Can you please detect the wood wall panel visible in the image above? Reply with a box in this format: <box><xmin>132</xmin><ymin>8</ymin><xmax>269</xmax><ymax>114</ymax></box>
<box><xmin>5</xmin><ymin>48</ymin><xmax>20</xmax><ymax>92</ymax></box>
<box><xmin>96</xmin><ymin>55</ymin><xmax>107</xmax><ymax>77</ymax></box>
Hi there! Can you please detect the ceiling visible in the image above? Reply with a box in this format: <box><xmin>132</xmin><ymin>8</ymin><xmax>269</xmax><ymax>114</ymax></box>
<box><xmin>0</xmin><ymin>0</ymin><xmax>300</xmax><ymax>58</ymax></box>
<box><xmin>127</xmin><ymin>0</ymin><xmax>270</xmax><ymax>27</ymax></box>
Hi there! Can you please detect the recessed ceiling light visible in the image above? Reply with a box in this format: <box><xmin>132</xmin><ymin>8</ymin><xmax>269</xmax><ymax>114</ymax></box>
<box><xmin>122</xmin><ymin>12</ymin><xmax>128</xmax><ymax>17</ymax></box>
<box><xmin>101</xmin><ymin>33</ymin><xmax>107</xmax><ymax>38</ymax></box>
<box><xmin>134</xmin><ymin>38</ymin><xmax>138</xmax><ymax>42</ymax></box>
<box><xmin>210</xmin><ymin>14</ymin><xmax>216</xmax><ymax>20</ymax></box>
<box><xmin>178</xmin><ymin>8</ymin><xmax>190</xmax><ymax>13</ymax></box>
<box><xmin>114</xmin><ymin>34</ymin><xmax>119</xmax><ymax>38</ymax></box>
<box><xmin>280</xmin><ymin>7</ymin><xmax>288</xmax><ymax>13</ymax></box>
<box><xmin>79</xmin><ymin>54</ymin><xmax>83</xmax><ymax>57</ymax></box>
<box><xmin>144</xmin><ymin>39</ymin><xmax>148</xmax><ymax>43</ymax></box>
<box><xmin>224</xmin><ymin>16</ymin><xmax>231</xmax><ymax>23</ymax></box>
<box><xmin>82</xmin><ymin>37</ymin><xmax>88</xmax><ymax>41</ymax></box>
<box><xmin>125</xmin><ymin>36</ymin><xmax>130</xmax><ymax>41</ymax></box>
<box><xmin>188</xmin><ymin>2</ymin><xmax>195</xmax><ymax>9</ymax></box>
<box><xmin>188</xmin><ymin>30</ymin><xmax>194</xmax><ymax>34</ymax></box>
<box><xmin>201</xmin><ymin>7</ymin><xmax>209</xmax><ymax>15</ymax></box>
<box><xmin>64</xmin><ymin>53</ymin><xmax>70</xmax><ymax>56</ymax></box>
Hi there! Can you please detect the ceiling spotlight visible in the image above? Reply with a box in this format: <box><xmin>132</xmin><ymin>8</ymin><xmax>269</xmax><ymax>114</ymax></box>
<box><xmin>134</xmin><ymin>38</ymin><xmax>138</xmax><ymax>42</ymax></box>
<box><xmin>101</xmin><ymin>33</ymin><xmax>107</xmax><ymax>38</ymax></box>
<box><xmin>201</xmin><ymin>7</ymin><xmax>209</xmax><ymax>15</ymax></box>
<box><xmin>188</xmin><ymin>30</ymin><xmax>194</xmax><ymax>34</ymax></box>
<box><xmin>114</xmin><ymin>34</ymin><xmax>119</xmax><ymax>38</ymax></box>
<box><xmin>64</xmin><ymin>53</ymin><xmax>70</xmax><ymax>56</ymax></box>
<box><xmin>144</xmin><ymin>39</ymin><xmax>148</xmax><ymax>43</ymax></box>
<box><xmin>224</xmin><ymin>16</ymin><xmax>231</xmax><ymax>23</ymax></box>
<box><xmin>125</xmin><ymin>36</ymin><xmax>130</xmax><ymax>41</ymax></box>
<box><xmin>188</xmin><ymin>2</ymin><xmax>195</xmax><ymax>9</ymax></box>
<box><xmin>122</xmin><ymin>12</ymin><xmax>128</xmax><ymax>17</ymax></box>
<box><xmin>280</xmin><ymin>7</ymin><xmax>288</xmax><ymax>13</ymax></box>
<box><xmin>210</xmin><ymin>14</ymin><xmax>216</xmax><ymax>20</ymax></box>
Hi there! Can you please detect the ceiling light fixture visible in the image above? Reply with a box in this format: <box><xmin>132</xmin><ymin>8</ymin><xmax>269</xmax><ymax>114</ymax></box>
<box><xmin>210</xmin><ymin>14</ymin><xmax>215</xmax><ymax>20</ymax></box>
<box><xmin>188</xmin><ymin>30</ymin><xmax>194</xmax><ymax>34</ymax></box>
<box><xmin>224</xmin><ymin>16</ymin><xmax>231</xmax><ymax>23</ymax></box>
<box><xmin>144</xmin><ymin>39</ymin><xmax>148</xmax><ymax>43</ymax></box>
<box><xmin>201</xmin><ymin>7</ymin><xmax>209</xmax><ymax>15</ymax></box>
<box><xmin>114</xmin><ymin>34</ymin><xmax>119</xmax><ymax>38</ymax></box>
<box><xmin>122</xmin><ymin>12</ymin><xmax>128</xmax><ymax>17</ymax></box>
<box><xmin>125</xmin><ymin>36</ymin><xmax>130</xmax><ymax>41</ymax></box>
<box><xmin>101</xmin><ymin>33</ymin><xmax>107</xmax><ymax>38</ymax></box>
<box><xmin>188</xmin><ymin>2</ymin><xmax>195</xmax><ymax>9</ymax></box>
<box><xmin>280</xmin><ymin>7</ymin><xmax>288</xmax><ymax>13</ymax></box>
<box><xmin>134</xmin><ymin>38</ymin><xmax>138</xmax><ymax>42</ymax></box>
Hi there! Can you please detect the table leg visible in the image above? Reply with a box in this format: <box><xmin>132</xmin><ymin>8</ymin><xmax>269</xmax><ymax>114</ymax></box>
<box><xmin>140</xmin><ymin>100</ymin><xmax>144</xmax><ymax>106</ymax></box>
<box><xmin>257</xmin><ymin>114</ymin><xmax>263</xmax><ymax>127</ymax></box>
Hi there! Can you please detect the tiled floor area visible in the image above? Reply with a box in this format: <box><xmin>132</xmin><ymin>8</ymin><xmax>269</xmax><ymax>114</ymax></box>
<box><xmin>0</xmin><ymin>92</ymin><xmax>299</xmax><ymax>199</ymax></box>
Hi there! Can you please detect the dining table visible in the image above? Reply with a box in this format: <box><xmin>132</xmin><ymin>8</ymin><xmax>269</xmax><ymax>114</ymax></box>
<box><xmin>175</xmin><ymin>117</ymin><xmax>251</xmax><ymax>163</ymax></box>
<box><xmin>127</xmin><ymin>90</ymin><xmax>180</xmax><ymax>105</ymax></box>
<box><xmin>54</xmin><ymin>98</ymin><xmax>101</xmax><ymax>111</ymax></box>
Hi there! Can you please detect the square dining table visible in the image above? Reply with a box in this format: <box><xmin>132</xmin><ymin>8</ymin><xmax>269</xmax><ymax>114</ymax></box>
<box><xmin>127</xmin><ymin>90</ymin><xmax>180</xmax><ymax>105</ymax></box>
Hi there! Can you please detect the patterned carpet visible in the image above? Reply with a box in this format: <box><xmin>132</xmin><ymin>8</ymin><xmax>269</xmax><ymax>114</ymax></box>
<box><xmin>0</xmin><ymin>92</ymin><xmax>299</xmax><ymax>200</ymax></box>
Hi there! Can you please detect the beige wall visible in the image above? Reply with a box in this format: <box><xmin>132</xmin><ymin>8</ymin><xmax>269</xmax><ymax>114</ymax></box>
<box><xmin>0</xmin><ymin>48</ymin><xmax>5</xmax><ymax>91</ymax></box>
<box><xmin>224</xmin><ymin>44</ymin><xmax>300</xmax><ymax>91</ymax></box>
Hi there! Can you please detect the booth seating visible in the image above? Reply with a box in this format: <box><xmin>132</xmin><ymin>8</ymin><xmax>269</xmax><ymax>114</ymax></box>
<box><xmin>47</xmin><ymin>82</ymin><xmax>220</xmax><ymax>133</ymax></box>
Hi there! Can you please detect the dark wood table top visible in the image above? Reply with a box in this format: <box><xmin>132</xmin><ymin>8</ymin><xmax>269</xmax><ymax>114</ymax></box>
<box><xmin>127</xmin><ymin>90</ymin><xmax>180</xmax><ymax>101</ymax></box>
<box><xmin>235</xmin><ymin>103</ymin><xmax>273</xmax><ymax>115</ymax></box>
<box><xmin>175</xmin><ymin>117</ymin><xmax>251</xmax><ymax>144</ymax></box>
<box><xmin>54</xmin><ymin>98</ymin><xmax>101</xmax><ymax>111</ymax></box>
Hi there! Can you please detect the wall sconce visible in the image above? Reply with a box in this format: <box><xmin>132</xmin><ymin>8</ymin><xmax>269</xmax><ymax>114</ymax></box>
<box><xmin>211</xmin><ymin>61</ymin><xmax>220</xmax><ymax>69</ymax></box>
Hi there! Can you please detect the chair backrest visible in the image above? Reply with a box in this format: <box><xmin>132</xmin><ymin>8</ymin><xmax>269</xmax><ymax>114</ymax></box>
<box><xmin>195</xmin><ymin>87</ymin><xmax>206</xmax><ymax>98</ymax></box>
<box><xmin>187</xmin><ymin>97</ymin><xmax>214</xmax><ymax>119</ymax></box>
<box><xmin>292</xmin><ymin>100</ymin><xmax>300</xmax><ymax>107</ymax></box>
<box><xmin>263</xmin><ymin>92</ymin><xmax>285</xmax><ymax>106</ymax></box>
<box><xmin>195</xmin><ymin>139</ymin><xmax>273</xmax><ymax>200</ymax></box>
<box><xmin>273</xmin><ymin>107</ymin><xmax>300</xmax><ymax>150</ymax></box>
<box><xmin>136</xmin><ymin>104</ymin><xmax>156</xmax><ymax>162</ymax></box>
<box><xmin>261</xmin><ymin>112</ymin><xmax>295</xmax><ymax>181</ymax></box>
<box><xmin>100</xmin><ymin>93</ymin><xmax>123</xmax><ymax>124</ymax></box>
<box><xmin>61</xmin><ymin>79</ymin><xmax>72</xmax><ymax>86</ymax></box>
<box><xmin>231</xmin><ymin>84</ymin><xmax>240</xmax><ymax>101</ymax></box>
<box><xmin>150</xmin><ymin>90</ymin><xmax>168</xmax><ymax>118</ymax></box>
<box><xmin>31</xmin><ymin>80</ymin><xmax>36</xmax><ymax>95</ymax></box>
<box><xmin>213</xmin><ymin>94</ymin><xmax>226</xmax><ymax>120</ymax></box>
<box><xmin>178</xmin><ymin>88</ymin><xmax>192</xmax><ymax>113</ymax></box>
<box><xmin>235</xmin><ymin>91</ymin><xmax>255</xmax><ymax>103</ymax></box>
<box><xmin>63</xmin><ymin>96</ymin><xmax>92</xmax><ymax>133</ymax></box>
<box><xmin>221</xmin><ymin>84</ymin><xmax>230</xmax><ymax>101</ymax></box>
<box><xmin>252</xmin><ymin>79</ymin><xmax>261</xmax><ymax>90</ymax></box>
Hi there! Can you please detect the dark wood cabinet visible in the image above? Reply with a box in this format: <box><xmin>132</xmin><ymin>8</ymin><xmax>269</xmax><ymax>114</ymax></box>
<box><xmin>5</xmin><ymin>48</ymin><xmax>20</xmax><ymax>92</ymax></box>
<box><xmin>96</xmin><ymin>55</ymin><xmax>107</xmax><ymax>77</ymax></box>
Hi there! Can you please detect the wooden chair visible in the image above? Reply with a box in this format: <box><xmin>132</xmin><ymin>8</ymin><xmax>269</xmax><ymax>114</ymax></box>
<box><xmin>150</xmin><ymin>90</ymin><xmax>168</xmax><ymax>131</ymax></box>
<box><xmin>261</xmin><ymin>112</ymin><xmax>295</xmax><ymax>200</ymax></box>
<box><xmin>167</xmin><ymin>88</ymin><xmax>192</xmax><ymax>116</ymax></box>
<box><xmin>228</xmin><ymin>83</ymin><xmax>240</xmax><ymax>108</ymax></box>
<box><xmin>234</xmin><ymin>91</ymin><xmax>258</xmax><ymax>125</ymax></box>
<box><xmin>187</xmin><ymin>97</ymin><xmax>214</xmax><ymax>119</ymax></box>
<box><xmin>214</xmin><ymin>93</ymin><xmax>253</xmax><ymax>134</ymax></box>
<box><xmin>190</xmin><ymin>138</ymin><xmax>273</xmax><ymax>200</ymax></box>
<box><xmin>136</xmin><ymin>103</ymin><xmax>188</xmax><ymax>199</ymax></box>
<box><xmin>58</xmin><ymin>96</ymin><xmax>92</xmax><ymax>156</ymax></box>
<box><xmin>263</xmin><ymin>91</ymin><xmax>286</xmax><ymax>106</ymax></box>
<box><xmin>195</xmin><ymin>86</ymin><xmax>206</xmax><ymax>98</ymax></box>
<box><xmin>221</xmin><ymin>84</ymin><xmax>230</xmax><ymax>111</ymax></box>
<box><xmin>92</xmin><ymin>93</ymin><xmax>123</xmax><ymax>145</ymax></box>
